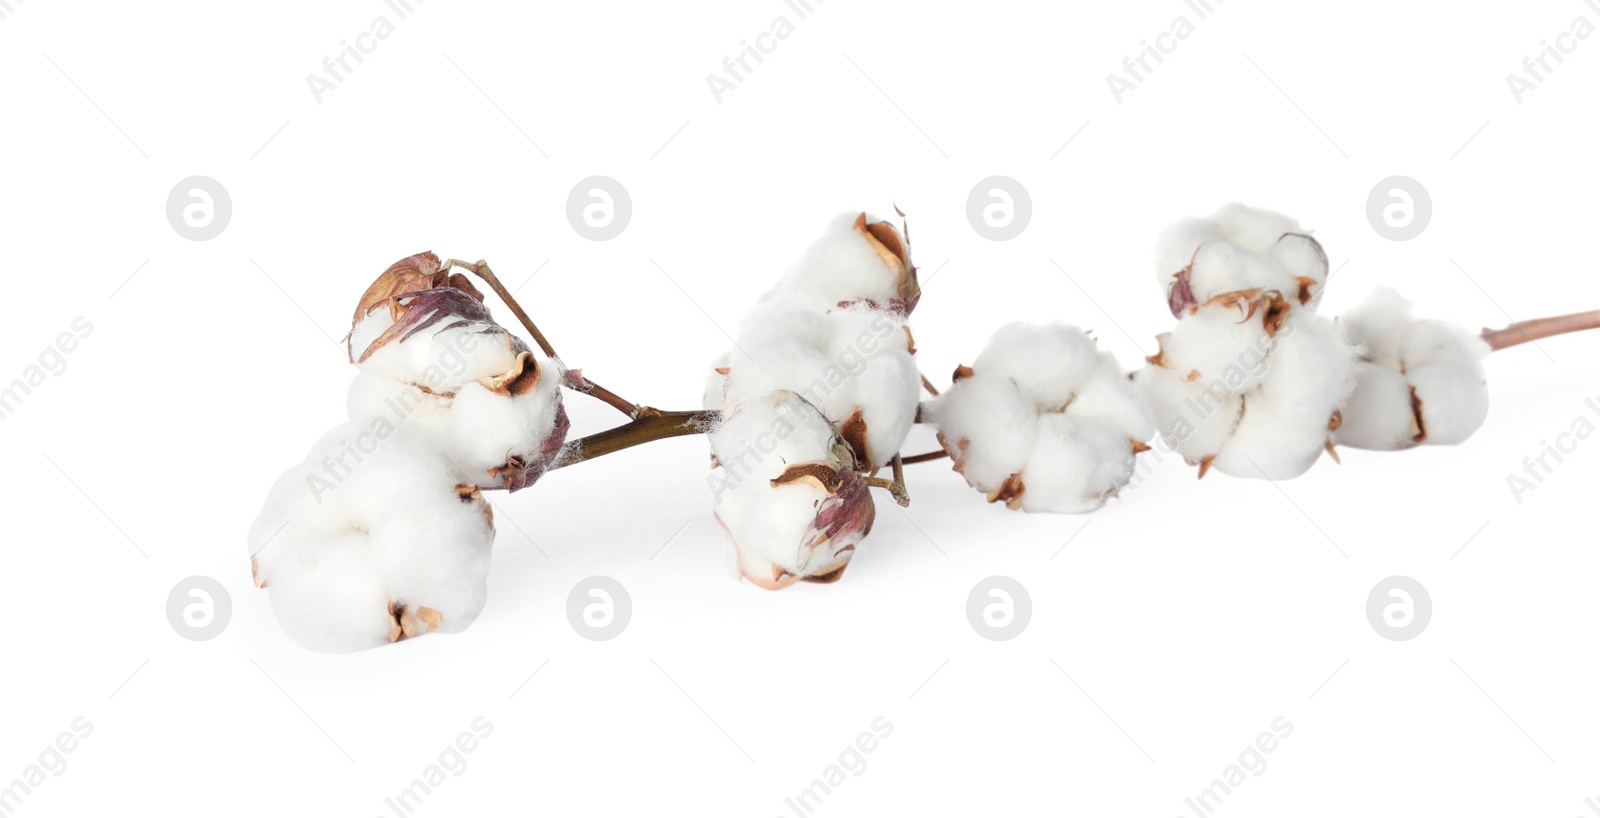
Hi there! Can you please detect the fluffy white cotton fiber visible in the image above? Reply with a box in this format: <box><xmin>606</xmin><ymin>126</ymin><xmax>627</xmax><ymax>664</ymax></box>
<box><xmin>1156</xmin><ymin>202</ymin><xmax>1329</xmax><ymax>316</ymax></box>
<box><xmin>249</xmin><ymin>426</ymin><xmax>495</xmax><ymax>653</ymax></box>
<box><xmin>251</xmin><ymin>253</ymin><xmax>569</xmax><ymax>652</ymax></box>
<box><xmin>1334</xmin><ymin>287</ymin><xmax>1490</xmax><ymax>449</ymax></box>
<box><xmin>925</xmin><ymin>322</ymin><xmax>1153</xmax><ymax>512</ymax></box>
<box><xmin>708</xmin><ymin>391</ymin><xmax>875</xmax><ymax>588</ymax></box>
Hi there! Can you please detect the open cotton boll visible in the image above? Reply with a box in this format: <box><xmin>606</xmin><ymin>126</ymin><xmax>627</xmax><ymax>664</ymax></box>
<box><xmin>721</xmin><ymin>301</ymin><xmax>919</xmax><ymax>469</ymax></box>
<box><xmin>709</xmin><ymin>391</ymin><xmax>875</xmax><ymax>589</ymax></box>
<box><xmin>1136</xmin><ymin>300</ymin><xmax>1356</xmax><ymax>479</ymax></box>
<box><xmin>763</xmin><ymin>211</ymin><xmax>920</xmax><ymax>314</ymax></box>
<box><xmin>927</xmin><ymin>321</ymin><xmax>1153</xmax><ymax>512</ymax></box>
<box><xmin>249</xmin><ymin>429</ymin><xmax>496</xmax><ymax>653</ymax></box>
<box><xmin>1334</xmin><ymin>287</ymin><xmax>1490</xmax><ymax>450</ymax></box>
<box><xmin>1156</xmin><ymin>203</ymin><xmax>1329</xmax><ymax>316</ymax></box>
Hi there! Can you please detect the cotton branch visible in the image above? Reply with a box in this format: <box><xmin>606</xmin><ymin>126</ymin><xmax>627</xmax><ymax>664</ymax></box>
<box><xmin>1481</xmin><ymin>310</ymin><xmax>1600</xmax><ymax>352</ymax></box>
<box><xmin>552</xmin><ymin>410</ymin><xmax>717</xmax><ymax>470</ymax></box>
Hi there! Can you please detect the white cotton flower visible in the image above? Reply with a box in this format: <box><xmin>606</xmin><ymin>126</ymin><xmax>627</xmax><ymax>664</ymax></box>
<box><xmin>249</xmin><ymin>424</ymin><xmax>496</xmax><ymax>654</ymax></box>
<box><xmin>709</xmin><ymin>391</ymin><xmax>876</xmax><ymax>589</ymax></box>
<box><xmin>924</xmin><ymin>322</ymin><xmax>1153</xmax><ymax>512</ymax></box>
<box><xmin>762</xmin><ymin>211</ymin><xmax>920</xmax><ymax>314</ymax></box>
<box><xmin>1136</xmin><ymin>292</ymin><xmax>1356</xmax><ymax>479</ymax></box>
<box><xmin>1334</xmin><ymin>287</ymin><xmax>1491</xmax><ymax>449</ymax></box>
<box><xmin>1156</xmin><ymin>203</ymin><xmax>1329</xmax><ymax>317</ymax></box>
<box><xmin>718</xmin><ymin>300</ymin><xmax>919</xmax><ymax>470</ymax></box>
<box><xmin>344</xmin><ymin>255</ymin><xmax>570</xmax><ymax>491</ymax></box>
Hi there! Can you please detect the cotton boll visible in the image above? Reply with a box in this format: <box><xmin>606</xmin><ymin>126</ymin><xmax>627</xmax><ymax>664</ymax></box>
<box><xmin>927</xmin><ymin>321</ymin><xmax>1153</xmax><ymax>512</ymax></box>
<box><xmin>709</xmin><ymin>391</ymin><xmax>875</xmax><ymax>588</ymax></box>
<box><xmin>1156</xmin><ymin>203</ymin><xmax>1328</xmax><ymax>316</ymax></box>
<box><xmin>1334</xmin><ymin>288</ymin><xmax>1490</xmax><ymax>449</ymax></box>
<box><xmin>764</xmin><ymin>211</ymin><xmax>920</xmax><ymax>314</ymax></box>
<box><xmin>924</xmin><ymin>372</ymin><xmax>1039</xmax><ymax>493</ymax></box>
<box><xmin>1137</xmin><ymin>307</ymin><xmax>1353</xmax><ymax>479</ymax></box>
<box><xmin>1013</xmin><ymin>415</ymin><xmax>1138</xmax><ymax>513</ymax></box>
<box><xmin>250</xmin><ymin>434</ymin><xmax>496</xmax><ymax>653</ymax></box>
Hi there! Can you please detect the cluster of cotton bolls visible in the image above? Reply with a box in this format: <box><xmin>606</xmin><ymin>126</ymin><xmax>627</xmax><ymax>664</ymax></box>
<box><xmin>1135</xmin><ymin>204</ymin><xmax>1356</xmax><ymax>479</ymax></box>
<box><xmin>248</xmin><ymin>253</ymin><xmax>568</xmax><ymax>653</ymax></box>
<box><xmin>1135</xmin><ymin>203</ymin><xmax>1501</xmax><ymax>478</ymax></box>
<box><xmin>248</xmin><ymin>205</ymin><xmax>1563</xmax><ymax>652</ymax></box>
<box><xmin>923</xmin><ymin>323</ymin><xmax>1154</xmax><ymax>513</ymax></box>
<box><xmin>702</xmin><ymin>212</ymin><xmax>921</xmax><ymax>586</ymax></box>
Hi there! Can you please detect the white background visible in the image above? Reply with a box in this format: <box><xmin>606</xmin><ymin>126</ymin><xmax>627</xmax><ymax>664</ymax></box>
<box><xmin>3</xmin><ymin>0</ymin><xmax>1599</xmax><ymax>815</ymax></box>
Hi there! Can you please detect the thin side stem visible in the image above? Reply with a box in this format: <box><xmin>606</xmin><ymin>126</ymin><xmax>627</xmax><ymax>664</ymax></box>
<box><xmin>553</xmin><ymin>410</ymin><xmax>716</xmax><ymax>469</ymax></box>
<box><xmin>919</xmin><ymin>373</ymin><xmax>941</xmax><ymax>397</ymax></box>
<box><xmin>562</xmin><ymin>371</ymin><xmax>662</xmax><ymax>419</ymax></box>
<box><xmin>1481</xmin><ymin>310</ymin><xmax>1600</xmax><ymax>351</ymax></box>
<box><xmin>443</xmin><ymin>259</ymin><xmax>558</xmax><ymax>358</ymax></box>
<box><xmin>445</xmin><ymin>258</ymin><xmax>648</xmax><ymax>420</ymax></box>
<box><xmin>864</xmin><ymin>475</ymin><xmax>910</xmax><ymax>507</ymax></box>
<box><xmin>900</xmin><ymin>449</ymin><xmax>950</xmax><ymax>465</ymax></box>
